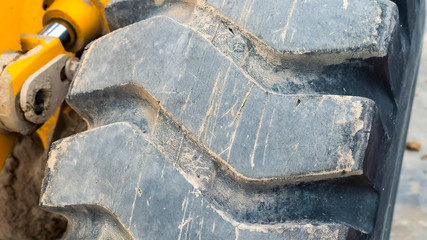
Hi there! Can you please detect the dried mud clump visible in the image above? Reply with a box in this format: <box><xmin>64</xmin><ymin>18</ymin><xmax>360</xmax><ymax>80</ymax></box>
<box><xmin>406</xmin><ymin>141</ymin><xmax>422</xmax><ymax>151</ymax></box>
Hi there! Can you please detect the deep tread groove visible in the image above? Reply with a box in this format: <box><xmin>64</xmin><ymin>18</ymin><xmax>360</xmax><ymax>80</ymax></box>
<box><xmin>41</xmin><ymin>0</ymin><xmax>425</xmax><ymax>239</ymax></box>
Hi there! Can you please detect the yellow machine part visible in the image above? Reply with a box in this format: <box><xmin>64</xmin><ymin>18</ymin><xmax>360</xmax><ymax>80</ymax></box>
<box><xmin>0</xmin><ymin>134</ymin><xmax>17</xmax><ymax>169</ymax></box>
<box><xmin>0</xmin><ymin>0</ymin><xmax>45</xmax><ymax>51</ymax></box>
<box><xmin>43</xmin><ymin>0</ymin><xmax>110</xmax><ymax>52</ymax></box>
<box><xmin>10</xmin><ymin>36</ymin><xmax>68</xmax><ymax>96</ymax></box>
<box><xmin>0</xmin><ymin>36</ymin><xmax>67</xmax><ymax>170</ymax></box>
<box><xmin>0</xmin><ymin>0</ymin><xmax>47</xmax><ymax>169</ymax></box>
<box><xmin>0</xmin><ymin>0</ymin><xmax>110</xmax><ymax>169</ymax></box>
<box><xmin>10</xmin><ymin>35</ymin><xmax>68</xmax><ymax>148</ymax></box>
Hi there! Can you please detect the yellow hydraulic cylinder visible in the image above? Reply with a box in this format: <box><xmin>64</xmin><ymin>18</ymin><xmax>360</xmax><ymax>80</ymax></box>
<box><xmin>43</xmin><ymin>0</ymin><xmax>109</xmax><ymax>52</ymax></box>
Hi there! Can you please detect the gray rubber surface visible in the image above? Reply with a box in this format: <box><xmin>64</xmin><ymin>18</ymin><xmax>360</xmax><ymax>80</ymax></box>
<box><xmin>391</xmin><ymin>26</ymin><xmax>427</xmax><ymax>240</ymax></box>
<box><xmin>40</xmin><ymin>0</ymin><xmax>425</xmax><ymax>239</ymax></box>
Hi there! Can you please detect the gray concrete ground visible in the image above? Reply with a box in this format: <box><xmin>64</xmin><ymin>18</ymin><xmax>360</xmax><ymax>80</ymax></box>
<box><xmin>390</xmin><ymin>22</ymin><xmax>427</xmax><ymax>239</ymax></box>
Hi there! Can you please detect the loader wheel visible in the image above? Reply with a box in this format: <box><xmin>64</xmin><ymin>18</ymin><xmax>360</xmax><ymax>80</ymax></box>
<box><xmin>40</xmin><ymin>0</ymin><xmax>425</xmax><ymax>239</ymax></box>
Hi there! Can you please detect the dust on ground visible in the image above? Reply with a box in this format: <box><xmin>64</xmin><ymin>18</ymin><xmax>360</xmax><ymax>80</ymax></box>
<box><xmin>0</xmin><ymin>106</ymin><xmax>86</xmax><ymax>240</ymax></box>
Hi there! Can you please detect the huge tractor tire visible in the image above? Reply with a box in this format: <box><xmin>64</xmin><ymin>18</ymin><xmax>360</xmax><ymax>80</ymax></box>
<box><xmin>40</xmin><ymin>0</ymin><xmax>425</xmax><ymax>239</ymax></box>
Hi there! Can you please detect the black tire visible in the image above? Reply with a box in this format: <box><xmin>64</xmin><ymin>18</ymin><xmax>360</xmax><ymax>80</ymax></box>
<box><xmin>40</xmin><ymin>0</ymin><xmax>425</xmax><ymax>239</ymax></box>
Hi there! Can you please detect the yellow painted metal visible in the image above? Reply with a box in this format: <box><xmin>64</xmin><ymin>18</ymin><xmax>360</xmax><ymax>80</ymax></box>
<box><xmin>20</xmin><ymin>0</ymin><xmax>46</xmax><ymax>34</ymax></box>
<box><xmin>0</xmin><ymin>0</ymin><xmax>110</xmax><ymax>168</ymax></box>
<box><xmin>37</xmin><ymin>107</ymin><xmax>61</xmax><ymax>149</ymax></box>
<box><xmin>0</xmin><ymin>0</ymin><xmax>47</xmax><ymax>168</ymax></box>
<box><xmin>0</xmin><ymin>0</ymin><xmax>45</xmax><ymax>51</ymax></box>
<box><xmin>43</xmin><ymin>0</ymin><xmax>110</xmax><ymax>52</ymax></box>
<box><xmin>8</xmin><ymin>36</ymin><xmax>67</xmax><ymax>96</ymax></box>
<box><xmin>0</xmin><ymin>2</ymin><xmax>22</xmax><ymax>51</ymax></box>
<box><xmin>0</xmin><ymin>36</ymin><xmax>67</xmax><ymax>168</ymax></box>
<box><xmin>0</xmin><ymin>134</ymin><xmax>17</xmax><ymax>170</ymax></box>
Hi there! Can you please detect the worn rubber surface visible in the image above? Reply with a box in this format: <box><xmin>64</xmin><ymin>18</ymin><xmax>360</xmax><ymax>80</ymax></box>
<box><xmin>41</xmin><ymin>0</ymin><xmax>424</xmax><ymax>239</ymax></box>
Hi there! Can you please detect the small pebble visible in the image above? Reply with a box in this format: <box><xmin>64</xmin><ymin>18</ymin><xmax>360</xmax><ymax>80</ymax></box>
<box><xmin>406</xmin><ymin>141</ymin><xmax>421</xmax><ymax>151</ymax></box>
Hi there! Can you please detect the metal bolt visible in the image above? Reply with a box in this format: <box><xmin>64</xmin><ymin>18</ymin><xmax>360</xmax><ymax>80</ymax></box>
<box><xmin>64</xmin><ymin>57</ymin><xmax>80</xmax><ymax>81</ymax></box>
